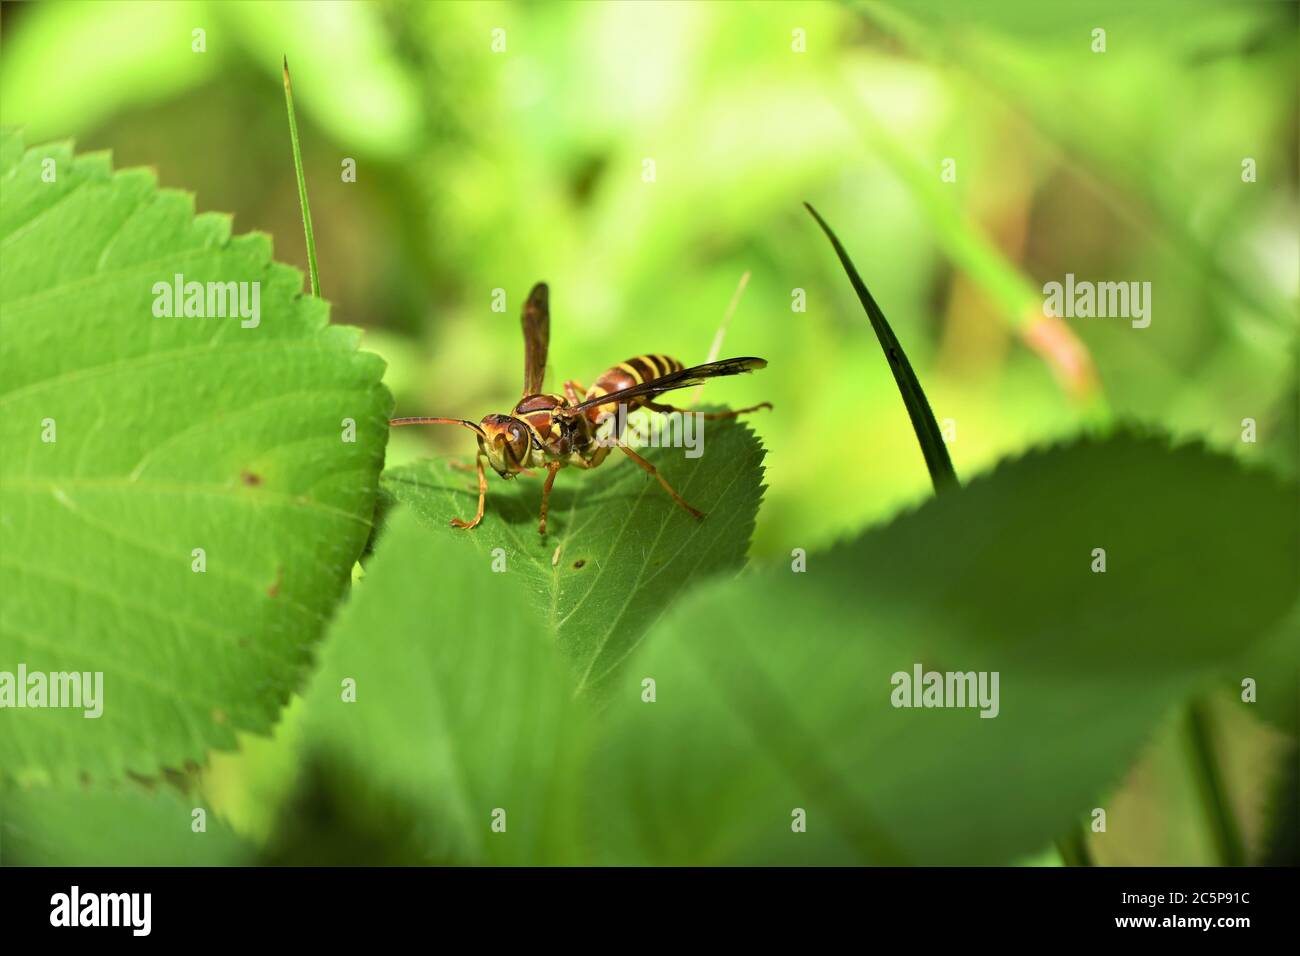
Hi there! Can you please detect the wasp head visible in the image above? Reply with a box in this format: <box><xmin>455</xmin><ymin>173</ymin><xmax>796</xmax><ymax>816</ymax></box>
<box><xmin>478</xmin><ymin>414</ymin><xmax>533</xmax><ymax>477</ymax></box>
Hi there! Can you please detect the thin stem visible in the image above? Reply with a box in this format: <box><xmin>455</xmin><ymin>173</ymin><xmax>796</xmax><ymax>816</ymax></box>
<box><xmin>282</xmin><ymin>56</ymin><xmax>320</xmax><ymax>298</ymax></box>
<box><xmin>805</xmin><ymin>203</ymin><xmax>959</xmax><ymax>494</ymax></box>
<box><xmin>1185</xmin><ymin>697</ymin><xmax>1246</xmax><ymax>866</ymax></box>
<box><xmin>690</xmin><ymin>270</ymin><xmax>751</xmax><ymax>406</ymax></box>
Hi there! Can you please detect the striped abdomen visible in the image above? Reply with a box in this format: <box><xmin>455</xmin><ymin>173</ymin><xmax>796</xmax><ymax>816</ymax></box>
<box><xmin>582</xmin><ymin>354</ymin><xmax>684</xmax><ymax>423</ymax></box>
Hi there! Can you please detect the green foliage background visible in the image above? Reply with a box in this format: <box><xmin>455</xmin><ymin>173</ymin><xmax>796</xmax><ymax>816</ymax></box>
<box><xmin>0</xmin><ymin>0</ymin><xmax>1296</xmax><ymax>865</ymax></box>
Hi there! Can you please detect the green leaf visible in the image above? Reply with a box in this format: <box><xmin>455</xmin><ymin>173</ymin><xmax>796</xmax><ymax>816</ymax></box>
<box><xmin>0</xmin><ymin>131</ymin><xmax>390</xmax><ymax>783</ymax></box>
<box><xmin>379</xmin><ymin>417</ymin><xmax>765</xmax><ymax>695</ymax></box>
<box><xmin>0</xmin><ymin>783</ymin><xmax>254</xmax><ymax>866</ymax></box>
<box><xmin>589</xmin><ymin>432</ymin><xmax>1298</xmax><ymax>864</ymax></box>
<box><xmin>293</xmin><ymin>506</ymin><xmax>588</xmax><ymax>865</ymax></box>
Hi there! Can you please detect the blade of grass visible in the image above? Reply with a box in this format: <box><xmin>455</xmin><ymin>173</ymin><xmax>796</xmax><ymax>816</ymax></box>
<box><xmin>805</xmin><ymin>202</ymin><xmax>959</xmax><ymax>494</ymax></box>
<box><xmin>1055</xmin><ymin>826</ymin><xmax>1094</xmax><ymax>867</ymax></box>
<box><xmin>1185</xmin><ymin>699</ymin><xmax>1247</xmax><ymax>866</ymax></box>
<box><xmin>282</xmin><ymin>56</ymin><xmax>320</xmax><ymax>298</ymax></box>
<box><xmin>690</xmin><ymin>270</ymin><xmax>751</xmax><ymax>407</ymax></box>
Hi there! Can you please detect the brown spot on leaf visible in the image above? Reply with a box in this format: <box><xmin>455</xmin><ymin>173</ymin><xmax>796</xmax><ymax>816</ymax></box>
<box><xmin>241</xmin><ymin>470</ymin><xmax>262</xmax><ymax>487</ymax></box>
<box><xmin>573</xmin><ymin>559</ymin><xmax>586</xmax><ymax>569</ymax></box>
<box><xmin>267</xmin><ymin>566</ymin><xmax>283</xmax><ymax>598</ymax></box>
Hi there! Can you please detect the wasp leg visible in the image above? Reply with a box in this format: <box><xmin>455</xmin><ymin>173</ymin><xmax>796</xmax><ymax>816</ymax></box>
<box><xmin>450</xmin><ymin>451</ymin><xmax>487</xmax><ymax>529</ymax></box>
<box><xmin>537</xmin><ymin>462</ymin><xmax>561</xmax><ymax>535</ymax></box>
<box><xmin>563</xmin><ymin>379</ymin><xmax>587</xmax><ymax>406</ymax></box>
<box><xmin>617</xmin><ymin>445</ymin><xmax>705</xmax><ymax>520</ymax></box>
<box><xmin>645</xmin><ymin>401</ymin><xmax>773</xmax><ymax>420</ymax></box>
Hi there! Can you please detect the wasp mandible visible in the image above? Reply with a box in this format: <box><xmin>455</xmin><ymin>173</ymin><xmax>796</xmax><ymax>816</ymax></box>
<box><xmin>390</xmin><ymin>283</ymin><xmax>770</xmax><ymax>534</ymax></box>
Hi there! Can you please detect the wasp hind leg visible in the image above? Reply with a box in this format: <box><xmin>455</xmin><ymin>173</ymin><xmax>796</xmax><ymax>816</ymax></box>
<box><xmin>450</xmin><ymin>451</ymin><xmax>487</xmax><ymax>529</ymax></box>
<box><xmin>644</xmin><ymin>401</ymin><xmax>773</xmax><ymax>420</ymax></box>
<box><xmin>617</xmin><ymin>445</ymin><xmax>705</xmax><ymax>520</ymax></box>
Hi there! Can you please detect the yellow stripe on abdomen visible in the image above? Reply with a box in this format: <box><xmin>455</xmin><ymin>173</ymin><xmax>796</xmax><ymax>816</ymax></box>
<box><xmin>621</xmin><ymin>354</ymin><xmax>683</xmax><ymax>383</ymax></box>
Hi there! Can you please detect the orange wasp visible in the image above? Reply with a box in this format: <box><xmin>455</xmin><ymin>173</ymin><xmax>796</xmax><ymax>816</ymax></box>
<box><xmin>390</xmin><ymin>283</ymin><xmax>769</xmax><ymax>534</ymax></box>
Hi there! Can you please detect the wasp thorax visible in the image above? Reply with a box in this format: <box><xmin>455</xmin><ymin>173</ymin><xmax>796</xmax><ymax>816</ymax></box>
<box><xmin>479</xmin><ymin>414</ymin><xmax>532</xmax><ymax>476</ymax></box>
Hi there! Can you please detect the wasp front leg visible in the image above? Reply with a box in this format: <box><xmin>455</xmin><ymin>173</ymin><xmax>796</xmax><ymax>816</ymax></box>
<box><xmin>537</xmin><ymin>461</ymin><xmax>561</xmax><ymax>535</ymax></box>
<box><xmin>450</xmin><ymin>451</ymin><xmax>487</xmax><ymax>529</ymax></box>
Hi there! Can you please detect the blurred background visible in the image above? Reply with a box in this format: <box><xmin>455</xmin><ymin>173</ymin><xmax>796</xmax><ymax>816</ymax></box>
<box><xmin>2</xmin><ymin>0</ymin><xmax>1295</xmax><ymax>865</ymax></box>
<box><xmin>4</xmin><ymin>0</ymin><xmax>1295</xmax><ymax>556</ymax></box>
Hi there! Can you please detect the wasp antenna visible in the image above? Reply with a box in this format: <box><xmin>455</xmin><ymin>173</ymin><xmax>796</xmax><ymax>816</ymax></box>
<box><xmin>389</xmin><ymin>417</ymin><xmax>486</xmax><ymax>437</ymax></box>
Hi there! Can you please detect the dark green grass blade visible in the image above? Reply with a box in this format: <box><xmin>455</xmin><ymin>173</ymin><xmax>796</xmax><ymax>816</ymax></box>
<box><xmin>1185</xmin><ymin>699</ymin><xmax>1247</xmax><ymax>866</ymax></box>
<box><xmin>283</xmin><ymin>56</ymin><xmax>320</xmax><ymax>297</ymax></box>
<box><xmin>1055</xmin><ymin>826</ymin><xmax>1094</xmax><ymax>867</ymax></box>
<box><xmin>805</xmin><ymin>202</ymin><xmax>958</xmax><ymax>494</ymax></box>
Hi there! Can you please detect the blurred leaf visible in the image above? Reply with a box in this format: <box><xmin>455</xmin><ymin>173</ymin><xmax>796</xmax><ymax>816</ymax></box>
<box><xmin>293</xmin><ymin>507</ymin><xmax>587</xmax><ymax>865</ymax></box>
<box><xmin>0</xmin><ymin>783</ymin><xmax>253</xmax><ymax>865</ymax></box>
<box><xmin>0</xmin><ymin>130</ymin><xmax>390</xmax><ymax>783</ymax></box>
<box><xmin>589</xmin><ymin>432</ymin><xmax>1298</xmax><ymax>864</ymax></box>
<box><xmin>379</xmin><ymin>418</ymin><xmax>765</xmax><ymax>695</ymax></box>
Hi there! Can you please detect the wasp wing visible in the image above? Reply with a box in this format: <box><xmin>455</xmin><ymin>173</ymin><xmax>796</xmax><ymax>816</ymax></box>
<box><xmin>521</xmin><ymin>282</ymin><xmax>550</xmax><ymax>396</ymax></box>
<box><xmin>564</xmin><ymin>357</ymin><xmax>767</xmax><ymax>415</ymax></box>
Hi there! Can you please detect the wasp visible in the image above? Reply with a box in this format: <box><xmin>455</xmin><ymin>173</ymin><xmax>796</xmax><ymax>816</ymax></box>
<box><xmin>390</xmin><ymin>283</ymin><xmax>769</xmax><ymax>534</ymax></box>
